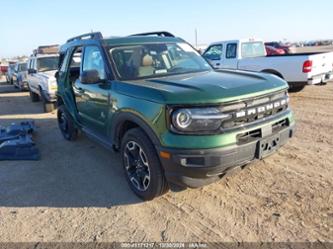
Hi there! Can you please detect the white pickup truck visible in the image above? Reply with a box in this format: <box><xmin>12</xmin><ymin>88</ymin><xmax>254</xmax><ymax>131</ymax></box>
<box><xmin>203</xmin><ymin>39</ymin><xmax>333</xmax><ymax>91</ymax></box>
<box><xmin>27</xmin><ymin>45</ymin><xmax>59</xmax><ymax>112</ymax></box>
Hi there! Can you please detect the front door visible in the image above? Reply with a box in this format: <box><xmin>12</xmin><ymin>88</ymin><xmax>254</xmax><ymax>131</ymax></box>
<box><xmin>202</xmin><ymin>44</ymin><xmax>223</xmax><ymax>69</ymax></box>
<box><xmin>72</xmin><ymin>45</ymin><xmax>111</xmax><ymax>134</ymax></box>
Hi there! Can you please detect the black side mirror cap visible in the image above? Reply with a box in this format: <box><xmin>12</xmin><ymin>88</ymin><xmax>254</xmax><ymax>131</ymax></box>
<box><xmin>80</xmin><ymin>70</ymin><xmax>100</xmax><ymax>84</ymax></box>
<box><xmin>28</xmin><ymin>69</ymin><xmax>37</xmax><ymax>74</ymax></box>
<box><xmin>54</xmin><ymin>71</ymin><xmax>59</xmax><ymax>79</ymax></box>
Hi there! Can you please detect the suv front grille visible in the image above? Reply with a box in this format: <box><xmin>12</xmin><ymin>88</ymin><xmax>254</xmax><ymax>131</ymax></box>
<box><xmin>219</xmin><ymin>91</ymin><xmax>289</xmax><ymax>131</ymax></box>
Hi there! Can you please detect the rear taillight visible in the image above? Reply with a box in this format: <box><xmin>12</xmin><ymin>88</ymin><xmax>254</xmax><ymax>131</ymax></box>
<box><xmin>303</xmin><ymin>60</ymin><xmax>312</xmax><ymax>73</ymax></box>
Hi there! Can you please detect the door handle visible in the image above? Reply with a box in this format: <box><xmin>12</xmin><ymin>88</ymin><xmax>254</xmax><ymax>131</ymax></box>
<box><xmin>74</xmin><ymin>86</ymin><xmax>85</xmax><ymax>94</ymax></box>
<box><xmin>216</xmin><ymin>63</ymin><xmax>220</xmax><ymax>66</ymax></box>
<box><xmin>77</xmin><ymin>87</ymin><xmax>85</xmax><ymax>94</ymax></box>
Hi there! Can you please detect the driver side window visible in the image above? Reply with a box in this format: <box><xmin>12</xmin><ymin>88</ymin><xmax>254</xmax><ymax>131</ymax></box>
<box><xmin>203</xmin><ymin>44</ymin><xmax>223</xmax><ymax>61</ymax></box>
<box><xmin>83</xmin><ymin>46</ymin><xmax>106</xmax><ymax>80</ymax></box>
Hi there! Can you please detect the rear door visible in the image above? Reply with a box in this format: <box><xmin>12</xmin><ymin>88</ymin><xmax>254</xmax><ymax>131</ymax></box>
<box><xmin>222</xmin><ymin>43</ymin><xmax>238</xmax><ymax>69</ymax></box>
<box><xmin>72</xmin><ymin>45</ymin><xmax>111</xmax><ymax>134</ymax></box>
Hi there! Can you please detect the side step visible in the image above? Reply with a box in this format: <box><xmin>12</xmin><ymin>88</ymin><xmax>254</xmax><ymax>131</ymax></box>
<box><xmin>82</xmin><ymin>128</ymin><xmax>114</xmax><ymax>151</ymax></box>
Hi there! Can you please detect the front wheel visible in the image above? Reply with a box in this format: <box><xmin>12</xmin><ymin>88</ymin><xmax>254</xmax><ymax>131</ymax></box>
<box><xmin>121</xmin><ymin>128</ymin><xmax>169</xmax><ymax>200</ymax></box>
<box><xmin>29</xmin><ymin>89</ymin><xmax>40</xmax><ymax>102</ymax></box>
<box><xmin>57</xmin><ymin>105</ymin><xmax>78</xmax><ymax>141</ymax></box>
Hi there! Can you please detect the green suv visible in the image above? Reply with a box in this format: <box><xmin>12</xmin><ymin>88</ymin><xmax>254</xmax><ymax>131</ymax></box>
<box><xmin>56</xmin><ymin>31</ymin><xmax>295</xmax><ymax>200</ymax></box>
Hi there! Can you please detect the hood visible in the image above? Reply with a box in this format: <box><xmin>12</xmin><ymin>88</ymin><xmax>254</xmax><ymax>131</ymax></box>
<box><xmin>38</xmin><ymin>70</ymin><xmax>57</xmax><ymax>80</ymax></box>
<box><xmin>114</xmin><ymin>70</ymin><xmax>288</xmax><ymax>105</ymax></box>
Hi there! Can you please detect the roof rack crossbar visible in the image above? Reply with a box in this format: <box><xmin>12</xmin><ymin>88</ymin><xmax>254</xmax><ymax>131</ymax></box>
<box><xmin>67</xmin><ymin>32</ymin><xmax>103</xmax><ymax>43</ymax></box>
<box><xmin>129</xmin><ymin>31</ymin><xmax>175</xmax><ymax>38</ymax></box>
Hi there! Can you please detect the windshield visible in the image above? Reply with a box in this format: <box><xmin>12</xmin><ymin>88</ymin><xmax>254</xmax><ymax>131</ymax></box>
<box><xmin>18</xmin><ymin>63</ymin><xmax>27</xmax><ymax>71</ymax></box>
<box><xmin>37</xmin><ymin>56</ymin><xmax>59</xmax><ymax>72</ymax></box>
<box><xmin>241</xmin><ymin>42</ymin><xmax>266</xmax><ymax>58</ymax></box>
<box><xmin>109</xmin><ymin>43</ymin><xmax>212</xmax><ymax>80</ymax></box>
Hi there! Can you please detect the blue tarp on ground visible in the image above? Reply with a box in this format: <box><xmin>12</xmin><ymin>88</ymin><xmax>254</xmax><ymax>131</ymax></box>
<box><xmin>0</xmin><ymin>121</ymin><xmax>40</xmax><ymax>160</ymax></box>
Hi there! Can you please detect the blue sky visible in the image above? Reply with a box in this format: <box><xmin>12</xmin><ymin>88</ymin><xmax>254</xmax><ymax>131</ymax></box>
<box><xmin>1</xmin><ymin>0</ymin><xmax>332</xmax><ymax>57</ymax></box>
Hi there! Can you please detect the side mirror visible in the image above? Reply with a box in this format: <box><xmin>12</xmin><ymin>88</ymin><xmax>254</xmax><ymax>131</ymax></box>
<box><xmin>54</xmin><ymin>71</ymin><xmax>59</xmax><ymax>79</ymax></box>
<box><xmin>80</xmin><ymin>70</ymin><xmax>100</xmax><ymax>84</ymax></box>
<box><xmin>28</xmin><ymin>69</ymin><xmax>37</xmax><ymax>74</ymax></box>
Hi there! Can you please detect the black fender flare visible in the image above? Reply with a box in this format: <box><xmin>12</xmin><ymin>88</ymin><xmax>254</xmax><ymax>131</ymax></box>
<box><xmin>110</xmin><ymin>112</ymin><xmax>161</xmax><ymax>149</ymax></box>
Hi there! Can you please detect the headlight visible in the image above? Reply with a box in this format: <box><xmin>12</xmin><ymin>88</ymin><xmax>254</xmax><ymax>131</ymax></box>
<box><xmin>48</xmin><ymin>79</ymin><xmax>58</xmax><ymax>90</ymax></box>
<box><xmin>171</xmin><ymin>108</ymin><xmax>232</xmax><ymax>133</ymax></box>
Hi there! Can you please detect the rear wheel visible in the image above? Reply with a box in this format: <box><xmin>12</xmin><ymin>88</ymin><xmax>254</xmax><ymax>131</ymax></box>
<box><xmin>57</xmin><ymin>105</ymin><xmax>78</xmax><ymax>141</ymax></box>
<box><xmin>121</xmin><ymin>128</ymin><xmax>169</xmax><ymax>200</ymax></box>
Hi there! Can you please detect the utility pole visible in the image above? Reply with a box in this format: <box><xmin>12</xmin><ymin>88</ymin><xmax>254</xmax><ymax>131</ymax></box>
<box><xmin>195</xmin><ymin>28</ymin><xmax>198</xmax><ymax>48</ymax></box>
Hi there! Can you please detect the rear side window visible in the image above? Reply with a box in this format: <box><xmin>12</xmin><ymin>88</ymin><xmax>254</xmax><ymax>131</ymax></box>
<box><xmin>226</xmin><ymin>43</ymin><xmax>237</xmax><ymax>59</ymax></box>
<box><xmin>203</xmin><ymin>44</ymin><xmax>223</xmax><ymax>60</ymax></box>
<box><xmin>241</xmin><ymin>42</ymin><xmax>266</xmax><ymax>58</ymax></box>
<box><xmin>18</xmin><ymin>63</ymin><xmax>27</xmax><ymax>71</ymax></box>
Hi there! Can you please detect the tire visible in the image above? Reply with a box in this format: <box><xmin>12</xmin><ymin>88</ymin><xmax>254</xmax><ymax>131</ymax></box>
<box><xmin>18</xmin><ymin>80</ymin><xmax>24</xmax><ymax>91</ymax></box>
<box><xmin>14</xmin><ymin>81</ymin><xmax>18</xmax><ymax>88</ymax></box>
<box><xmin>57</xmin><ymin>105</ymin><xmax>78</xmax><ymax>141</ymax></box>
<box><xmin>289</xmin><ymin>85</ymin><xmax>305</xmax><ymax>92</ymax></box>
<box><xmin>121</xmin><ymin>128</ymin><xmax>169</xmax><ymax>200</ymax></box>
<box><xmin>29</xmin><ymin>89</ymin><xmax>40</xmax><ymax>102</ymax></box>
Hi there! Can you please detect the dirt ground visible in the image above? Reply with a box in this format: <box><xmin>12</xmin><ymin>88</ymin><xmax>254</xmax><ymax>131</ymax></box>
<box><xmin>0</xmin><ymin>76</ymin><xmax>332</xmax><ymax>242</ymax></box>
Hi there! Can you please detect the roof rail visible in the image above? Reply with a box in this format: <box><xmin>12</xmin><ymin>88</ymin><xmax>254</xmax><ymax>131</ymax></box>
<box><xmin>129</xmin><ymin>31</ymin><xmax>175</xmax><ymax>38</ymax></box>
<box><xmin>67</xmin><ymin>32</ymin><xmax>103</xmax><ymax>43</ymax></box>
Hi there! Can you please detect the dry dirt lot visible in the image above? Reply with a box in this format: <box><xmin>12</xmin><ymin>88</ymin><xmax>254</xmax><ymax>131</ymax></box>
<box><xmin>0</xmin><ymin>76</ymin><xmax>332</xmax><ymax>242</ymax></box>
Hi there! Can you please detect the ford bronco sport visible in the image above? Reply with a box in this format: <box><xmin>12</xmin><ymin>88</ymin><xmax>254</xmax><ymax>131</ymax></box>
<box><xmin>56</xmin><ymin>31</ymin><xmax>295</xmax><ymax>200</ymax></box>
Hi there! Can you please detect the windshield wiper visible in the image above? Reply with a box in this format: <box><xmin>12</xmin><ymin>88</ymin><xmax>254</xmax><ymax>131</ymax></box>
<box><xmin>39</xmin><ymin>68</ymin><xmax>56</xmax><ymax>72</ymax></box>
<box><xmin>168</xmin><ymin>67</ymin><xmax>187</xmax><ymax>73</ymax></box>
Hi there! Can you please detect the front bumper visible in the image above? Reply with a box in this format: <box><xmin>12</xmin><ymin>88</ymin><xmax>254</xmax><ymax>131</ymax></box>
<box><xmin>159</xmin><ymin>124</ymin><xmax>294</xmax><ymax>188</ymax></box>
<box><xmin>41</xmin><ymin>90</ymin><xmax>57</xmax><ymax>103</ymax></box>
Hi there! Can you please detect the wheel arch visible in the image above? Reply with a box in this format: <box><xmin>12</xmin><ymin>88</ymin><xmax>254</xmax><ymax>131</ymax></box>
<box><xmin>261</xmin><ymin>69</ymin><xmax>284</xmax><ymax>79</ymax></box>
<box><xmin>110</xmin><ymin>112</ymin><xmax>161</xmax><ymax>151</ymax></box>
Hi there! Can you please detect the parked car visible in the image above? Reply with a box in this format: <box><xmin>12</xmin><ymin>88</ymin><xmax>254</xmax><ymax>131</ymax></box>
<box><xmin>56</xmin><ymin>32</ymin><xmax>295</xmax><ymax>200</ymax></box>
<box><xmin>265</xmin><ymin>42</ymin><xmax>291</xmax><ymax>53</ymax></box>
<box><xmin>6</xmin><ymin>63</ymin><xmax>16</xmax><ymax>84</ymax></box>
<box><xmin>265</xmin><ymin>45</ymin><xmax>285</xmax><ymax>55</ymax></box>
<box><xmin>0</xmin><ymin>64</ymin><xmax>8</xmax><ymax>76</ymax></box>
<box><xmin>203</xmin><ymin>38</ymin><xmax>333</xmax><ymax>91</ymax></box>
<box><xmin>27</xmin><ymin>45</ymin><xmax>59</xmax><ymax>112</ymax></box>
<box><xmin>12</xmin><ymin>62</ymin><xmax>28</xmax><ymax>91</ymax></box>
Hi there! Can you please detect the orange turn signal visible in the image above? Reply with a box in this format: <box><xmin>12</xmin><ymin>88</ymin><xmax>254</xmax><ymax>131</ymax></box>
<box><xmin>160</xmin><ymin>151</ymin><xmax>171</xmax><ymax>159</ymax></box>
